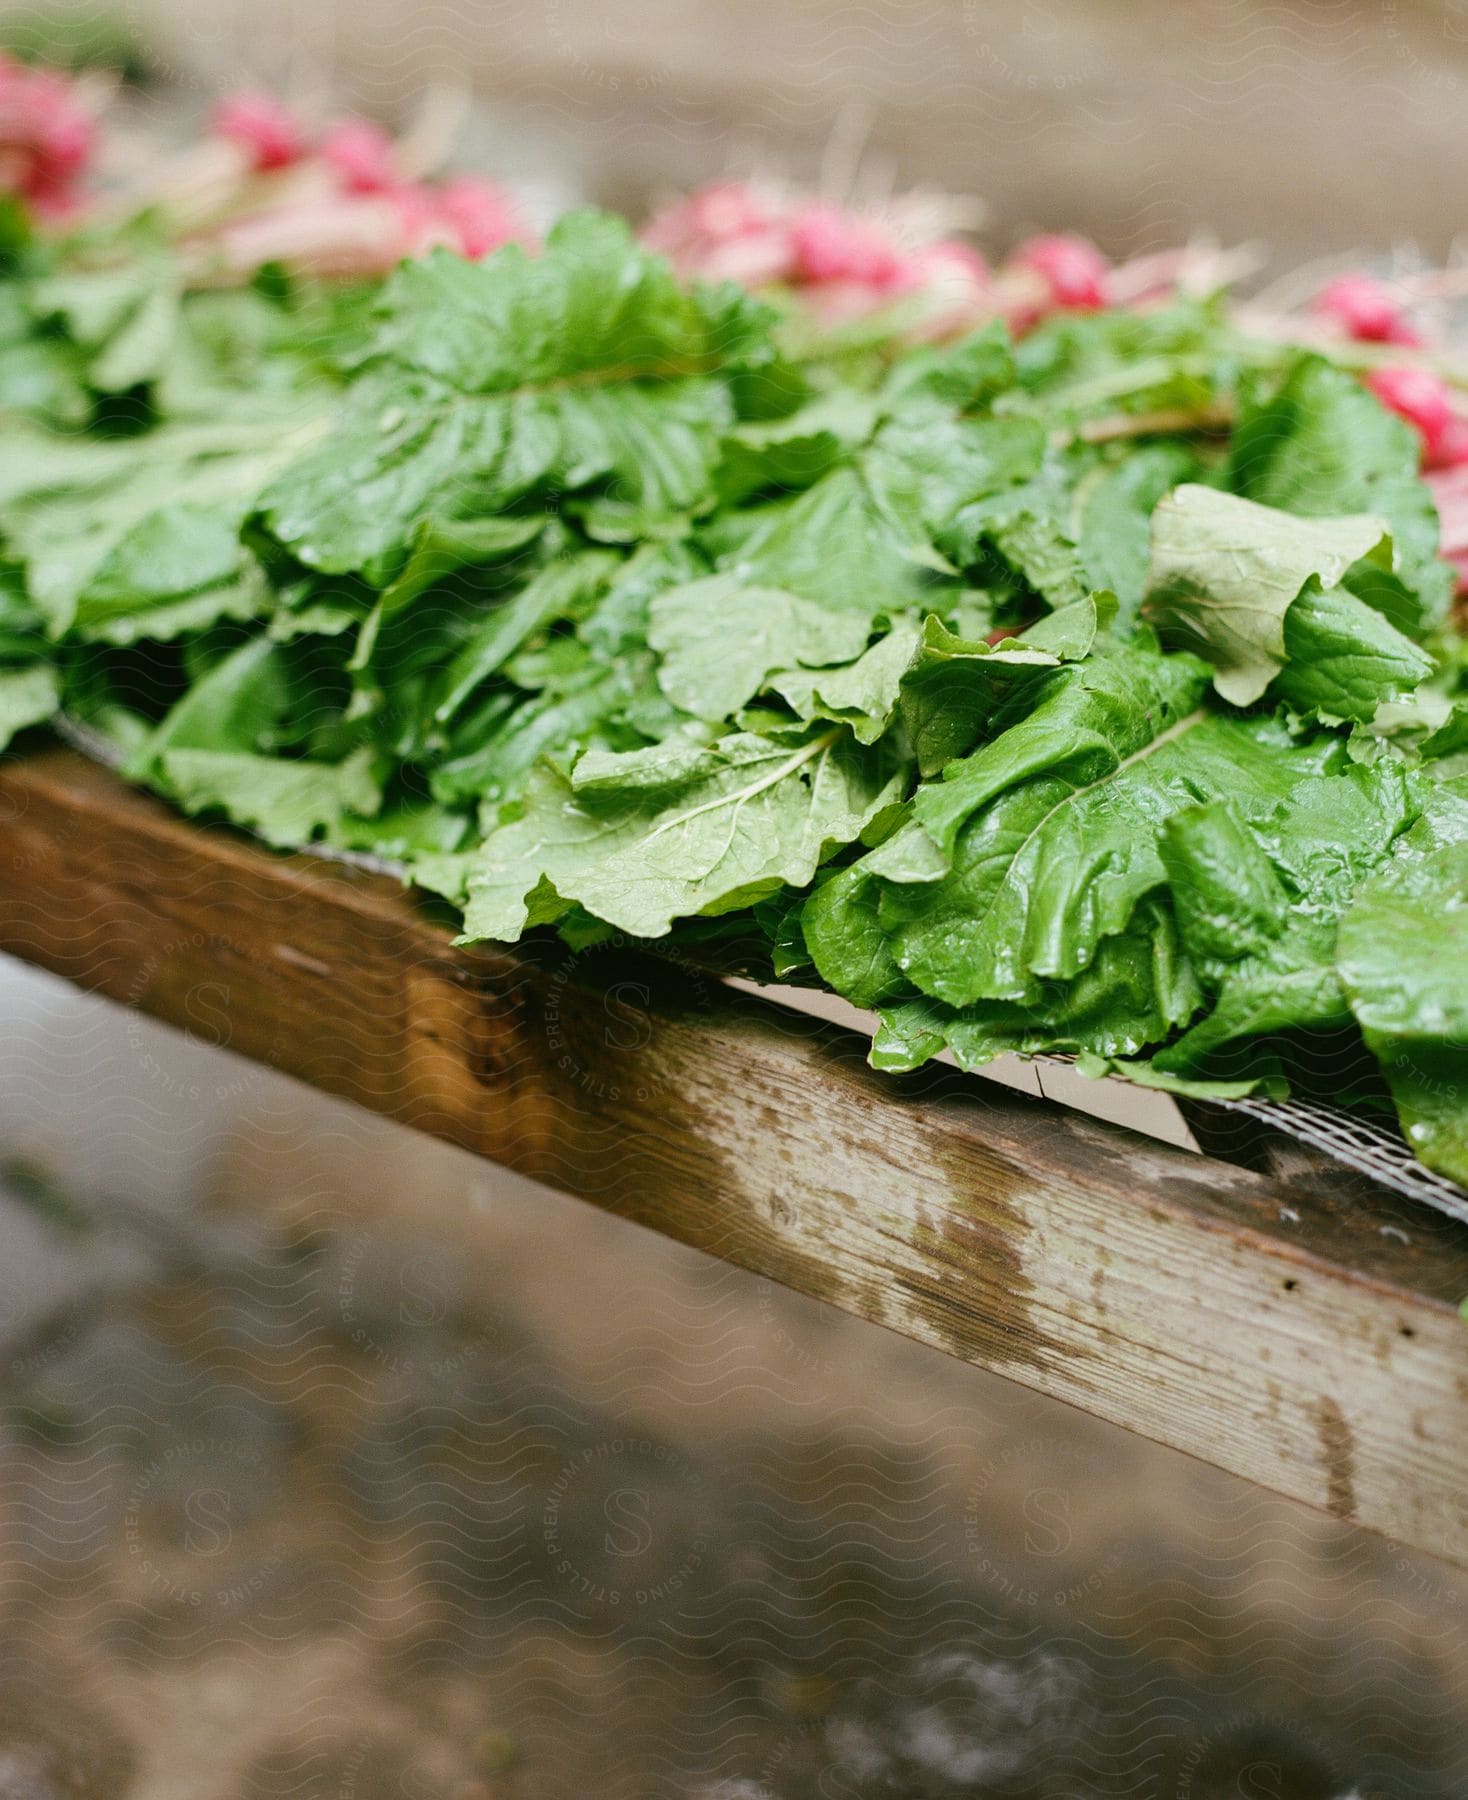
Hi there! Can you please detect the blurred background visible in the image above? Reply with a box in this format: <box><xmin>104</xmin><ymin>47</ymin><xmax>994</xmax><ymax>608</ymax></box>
<box><xmin>8</xmin><ymin>0</ymin><xmax>1468</xmax><ymax>258</ymax></box>
<box><xmin>1</xmin><ymin>2</ymin><xmax>1468</xmax><ymax>1796</ymax></box>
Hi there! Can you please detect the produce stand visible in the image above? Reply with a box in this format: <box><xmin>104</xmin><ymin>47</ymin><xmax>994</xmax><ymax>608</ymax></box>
<box><xmin>3</xmin><ymin>745</ymin><xmax>1464</xmax><ymax>1571</ymax></box>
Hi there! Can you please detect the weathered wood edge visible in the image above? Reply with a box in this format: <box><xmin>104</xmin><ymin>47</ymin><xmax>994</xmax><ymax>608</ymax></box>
<box><xmin>1</xmin><ymin>748</ymin><xmax>1466</xmax><ymax>1567</ymax></box>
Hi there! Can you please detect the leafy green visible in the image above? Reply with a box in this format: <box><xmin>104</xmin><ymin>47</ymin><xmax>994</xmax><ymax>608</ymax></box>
<box><xmin>715</xmin><ymin>389</ymin><xmax>878</xmax><ymax>502</ymax></box>
<box><xmin>0</xmin><ymin>409</ymin><xmax>328</xmax><ymax>636</ymax></box>
<box><xmin>0</xmin><ymin>280</ymin><xmax>87</xmax><ymax>424</ymax></box>
<box><xmin>1152</xmin><ymin>759</ymin><xmax>1421</xmax><ymax>1075</ymax></box>
<box><xmin>1337</xmin><ymin>783</ymin><xmax>1468</xmax><ymax>1185</ymax></box>
<box><xmin>945</xmin><ymin>454</ymin><xmax>1090</xmax><ymax>610</ymax></box>
<box><xmin>1010</xmin><ymin>300</ymin><xmax>1246</xmax><ymax>422</ymax></box>
<box><xmin>650</xmin><ymin>572</ymin><xmax>874</xmax><ymax>723</ymax></box>
<box><xmin>462</xmin><ymin>726</ymin><xmax>901</xmax><ymax>940</ymax></box>
<box><xmin>1226</xmin><ymin>355</ymin><xmax>1455</xmax><ymax>631</ymax></box>
<box><xmin>124</xmin><ymin>636</ymin><xmax>297</xmax><ymax>781</ymax></box>
<box><xmin>875</xmin><ymin>648</ymin><xmax>1213</xmax><ymax>1003</ymax></box>
<box><xmin>31</xmin><ymin>258</ymin><xmax>183</xmax><ymax>395</ymax></box>
<box><xmin>261</xmin><ymin>213</ymin><xmax>775</xmax><ymax>582</ymax></box>
<box><xmin>158</xmin><ymin>745</ymin><xmax>382</xmax><ymax>847</ymax></box>
<box><xmin>1143</xmin><ymin>484</ymin><xmax>1396</xmax><ymax>705</ymax></box>
<box><xmin>769</xmin><ymin>618</ymin><xmax>922</xmax><ymax>743</ymax></box>
<box><xmin>0</xmin><ymin>210</ymin><xmax>1461</xmax><ymax>1188</ymax></box>
<box><xmin>0</xmin><ymin>662</ymin><xmax>59</xmax><ymax>751</ymax></box>
<box><xmin>1074</xmin><ymin>441</ymin><xmax>1201</xmax><ymax>622</ymax></box>
<box><xmin>1275</xmin><ymin>578</ymin><xmax>1436</xmax><ymax>725</ymax></box>
<box><xmin>895</xmin><ymin>600</ymin><xmax>1108</xmax><ymax>778</ymax></box>
<box><xmin>870</xmin><ymin>898</ymin><xmax>1202</xmax><ymax>1072</ymax></box>
<box><xmin>648</xmin><ymin>408</ymin><xmax>1057</xmax><ymax>724</ymax></box>
<box><xmin>433</xmin><ymin>550</ymin><xmax>619</xmax><ymax>724</ymax></box>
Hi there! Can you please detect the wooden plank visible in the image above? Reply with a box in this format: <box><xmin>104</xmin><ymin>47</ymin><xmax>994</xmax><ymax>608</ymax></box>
<box><xmin>1</xmin><ymin>747</ymin><xmax>1466</xmax><ymax>1568</ymax></box>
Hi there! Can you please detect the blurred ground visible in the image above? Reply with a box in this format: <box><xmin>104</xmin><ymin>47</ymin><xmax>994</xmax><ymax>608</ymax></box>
<box><xmin>0</xmin><ymin>961</ymin><xmax>1465</xmax><ymax>1798</ymax></box>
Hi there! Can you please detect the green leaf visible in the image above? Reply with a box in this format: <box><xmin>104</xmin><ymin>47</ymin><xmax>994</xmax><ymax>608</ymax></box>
<box><xmin>890</xmin><ymin>594</ymin><xmax>1113</xmax><ymax>780</ymax></box>
<box><xmin>0</xmin><ymin>410</ymin><xmax>327</xmax><ymax>635</ymax></box>
<box><xmin>1074</xmin><ymin>441</ymin><xmax>1200</xmax><ymax>623</ymax></box>
<box><xmin>1226</xmin><ymin>355</ymin><xmax>1454</xmax><ymax>631</ymax></box>
<box><xmin>880</xmin><ymin>321</ymin><xmax>1016</xmax><ymax>412</ymax></box>
<box><xmin>1337</xmin><ymin>784</ymin><xmax>1468</xmax><ymax>1185</ymax></box>
<box><xmin>73</xmin><ymin>509</ymin><xmax>260</xmax><ymax>638</ymax></box>
<box><xmin>649</xmin><ymin>412</ymin><xmax>1042</xmax><ymax>726</ymax></box>
<box><xmin>31</xmin><ymin>259</ymin><xmax>183</xmax><ymax>394</ymax></box>
<box><xmin>863</xmin><ymin>413</ymin><xmax>1050</xmax><ymax>545</ymax></box>
<box><xmin>352</xmin><ymin>513</ymin><xmax>546</xmax><ymax>667</ymax></box>
<box><xmin>125</xmin><ymin>636</ymin><xmax>297</xmax><ymax>782</ymax></box>
<box><xmin>807</xmin><ymin>644</ymin><xmax>1219</xmax><ymax>1009</ymax></box>
<box><xmin>332</xmin><ymin>799</ymin><xmax>471</xmax><ymax>860</ymax></box>
<box><xmin>1142</xmin><ymin>484</ymin><xmax>1395</xmax><ymax>706</ymax></box>
<box><xmin>0</xmin><ymin>661</ymin><xmax>58</xmax><ymax>750</ymax></box>
<box><xmin>268</xmin><ymin>595</ymin><xmax>363</xmax><ymax>643</ymax></box>
<box><xmin>371</xmin><ymin>213</ymin><xmax>770</xmax><ymax>392</ymax></box>
<box><xmin>0</xmin><ymin>559</ymin><xmax>43</xmax><ymax>658</ymax></box>
<box><xmin>871</xmin><ymin>897</ymin><xmax>1200</xmax><ymax>1070</ymax></box>
<box><xmin>651</xmin><ymin>575</ymin><xmax>874</xmax><ymax>722</ymax></box>
<box><xmin>725</xmin><ymin>463</ymin><xmax>949</xmax><ymax>608</ymax></box>
<box><xmin>579</xmin><ymin>539</ymin><xmax>702</xmax><ymax>660</ymax></box>
<box><xmin>462</xmin><ymin>726</ymin><xmax>902</xmax><ymax>941</ymax></box>
<box><xmin>157</xmin><ymin>283</ymin><xmax>362</xmax><ymax>416</ymax></box>
<box><xmin>945</xmin><ymin>455</ymin><xmax>1090</xmax><ymax>609</ymax></box>
<box><xmin>1274</xmin><ymin>577</ymin><xmax>1435</xmax><ymax>725</ymax></box>
<box><xmin>1012</xmin><ymin>299</ymin><xmax>1246</xmax><ymax>423</ymax></box>
<box><xmin>716</xmin><ymin>389</ymin><xmax>878</xmax><ymax>503</ymax></box>
<box><xmin>897</xmin><ymin>616</ymin><xmax>1061</xmax><ymax>778</ymax></box>
<box><xmin>434</xmin><ymin>550</ymin><xmax>619</xmax><ymax>722</ymax></box>
<box><xmin>89</xmin><ymin>571</ymin><xmax>270</xmax><ymax>647</ymax></box>
<box><xmin>1422</xmin><ymin>703</ymin><xmax>1468</xmax><ymax>768</ymax></box>
<box><xmin>768</xmin><ymin>618</ymin><xmax>922</xmax><ymax>743</ymax></box>
<box><xmin>428</xmin><ymin>657</ymin><xmax>651</xmax><ymax>811</ymax></box>
<box><xmin>1154</xmin><ymin>760</ymin><xmax>1421</xmax><ymax>1074</ymax></box>
<box><xmin>1088</xmin><ymin>1057</ymin><xmax>1287</xmax><ymax>1103</ymax></box>
<box><xmin>261</xmin><ymin>213</ymin><xmax>773</xmax><ymax>580</ymax></box>
<box><xmin>1020</xmin><ymin>590</ymin><xmax>1116</xmax><ymax>659</ymax></box>
<box><xmin>648</xmin><ymin>464</ymin><xmax>948</xmax><ymax>723</ymax></box>
<box><xmin>158</xmin><ymin>744</ymin><xmax>383</xmax><ymax>848</ymax></box>
<box><xmin>0</xmin><ymin>319</ymin><xmax>87</xmax><ymax>424</ymax></box>
<box><xmin>1156</xmin><ymin>797</ymin><xmax>1288</xmax><ymax>962</ymax></box>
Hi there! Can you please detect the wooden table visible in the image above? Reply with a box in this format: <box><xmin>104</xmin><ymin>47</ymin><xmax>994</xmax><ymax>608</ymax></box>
<box><xmin>2</xmin><ymin>747</ymin><xmax>1465</xmax><ymax>1569</ymax></box>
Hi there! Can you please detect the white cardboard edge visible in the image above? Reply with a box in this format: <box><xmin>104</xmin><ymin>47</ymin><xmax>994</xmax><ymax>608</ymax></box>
<box><xmin>723</xmin><ymin>976</ymin><xmax>1203</xmax><ymax>1155</ymax></box>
